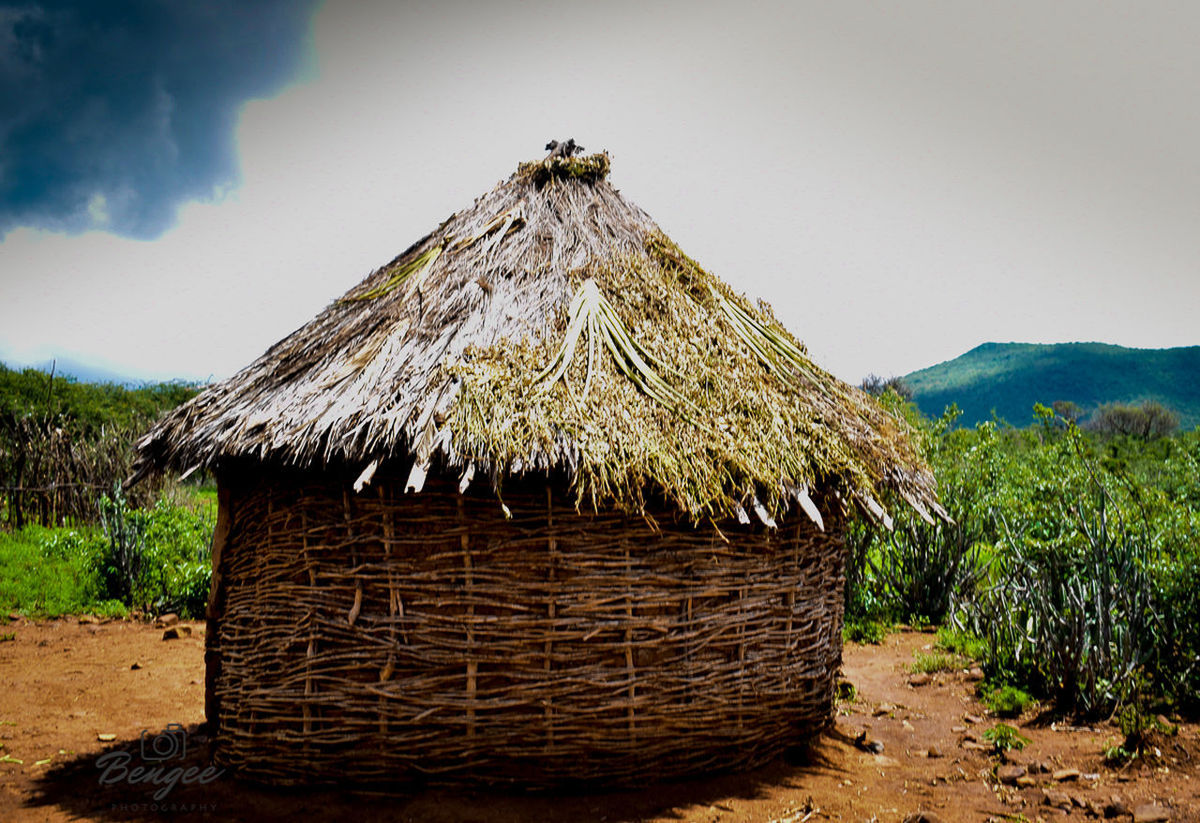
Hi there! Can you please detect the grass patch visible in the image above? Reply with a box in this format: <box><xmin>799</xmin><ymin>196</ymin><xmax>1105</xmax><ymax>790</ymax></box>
<box><xmin>935</xmin><ymin>626</ymin><xmax>986</xmax><ymax>660</ymax></box>
<box><xmin>0</xmin><ymin>525</ymin><xmax>107</xmax><ymax>617</ymax></box>
<box><xmin>910</xmin><ymin>650</ymin><xmax>966</xmax><ymax>674</ymax></box>
<box><xmin>982</xmin><ymin>684</ymin><xmax>1036</xmax><ymax>718</ymax></box>
<box><xmin>844</xmin><ymin>619</ymin><xmax>890</xmax><ymax>645</ymax></box>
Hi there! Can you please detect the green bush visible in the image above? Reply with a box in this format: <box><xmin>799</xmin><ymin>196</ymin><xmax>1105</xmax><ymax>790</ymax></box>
<box><xmin>0</xmin><ymin>525</ymin><xmax>105</xmax><ymax>616</ymax></box>
<box><xmin>843</xmin><ymin>618</ymin><xmax>890</xmax><ymax>645</ymax></box>
<box><xmin>982</xmin><ymin>684</ymin><xmax>1036</xmax><ymax>718</ymax></box>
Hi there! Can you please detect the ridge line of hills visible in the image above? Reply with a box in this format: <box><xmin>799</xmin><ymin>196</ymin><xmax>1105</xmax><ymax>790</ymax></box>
<box><xmin>900</xmin><ymin>342</ymin><xmax>1200</xmax><ymax>430</ymax></box>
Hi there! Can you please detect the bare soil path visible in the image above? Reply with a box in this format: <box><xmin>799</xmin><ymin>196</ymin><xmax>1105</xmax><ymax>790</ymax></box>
<box><xmin>1</xmin><ymin>617</ymin><xmax>1196</xmax><ymax>822</ymax></box>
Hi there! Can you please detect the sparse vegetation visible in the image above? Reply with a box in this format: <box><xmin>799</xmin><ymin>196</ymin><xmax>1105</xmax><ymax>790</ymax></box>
<box><xmin>983</xmin><ymin>723</ymin><xmax>1031</xmax><ymax>753</ymax></box>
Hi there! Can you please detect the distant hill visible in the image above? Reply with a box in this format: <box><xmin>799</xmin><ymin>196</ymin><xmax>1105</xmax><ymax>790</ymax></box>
<box><xmin>902</xmin><ymin>342</ymin><xmax>1200</xmax><ymax>430</ymax></box>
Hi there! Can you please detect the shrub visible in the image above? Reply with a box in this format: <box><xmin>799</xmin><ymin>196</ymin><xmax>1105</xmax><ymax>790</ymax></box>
<box><xmin>982</xmin><ymin>684</ymin><xmax>1036</xmax><ymax>718</ymax></box>
<box><xmin>983</xmin><ymin>723</ymin><xmax>1031</xmax><ymax>753</ymax></box>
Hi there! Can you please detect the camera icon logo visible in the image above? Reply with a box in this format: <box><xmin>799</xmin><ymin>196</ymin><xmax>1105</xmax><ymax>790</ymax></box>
<box><xmin>140</xmin><ymin>723</ymin><xmax>187</xmax><ymax>762</ymax></box>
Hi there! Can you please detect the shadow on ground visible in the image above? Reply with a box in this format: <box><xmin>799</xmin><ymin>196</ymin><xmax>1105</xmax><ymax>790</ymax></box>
<box><xmin>27</xmin><ymin>724</ymin><xmax>851</xmax><ymax>823</ymax></box>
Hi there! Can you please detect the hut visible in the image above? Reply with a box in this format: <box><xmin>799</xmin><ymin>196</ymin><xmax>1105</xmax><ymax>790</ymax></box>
<box><xmin>133</xmin><ymin>141</ymin><xmax>940</xmax><ymax>788</ymax></box>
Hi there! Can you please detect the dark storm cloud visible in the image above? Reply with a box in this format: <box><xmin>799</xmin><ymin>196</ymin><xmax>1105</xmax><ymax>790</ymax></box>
<box><xmin>0</xmin><ymin>1</ymin><xmax>318</xmax><ymax>239</ymax></box>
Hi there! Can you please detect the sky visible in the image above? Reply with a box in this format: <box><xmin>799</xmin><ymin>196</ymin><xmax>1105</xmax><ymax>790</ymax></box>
<box><xmin>1</xmin><ymin>0</ymin><xmax>1198</xmax><ymax>386</ymax></box>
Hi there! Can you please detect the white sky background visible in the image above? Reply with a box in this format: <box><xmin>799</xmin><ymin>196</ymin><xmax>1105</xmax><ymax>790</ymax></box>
<box><xmin>2</xmin><ymin>0</ymin><xmax>1198</xmax><ymax>384</ymax></box>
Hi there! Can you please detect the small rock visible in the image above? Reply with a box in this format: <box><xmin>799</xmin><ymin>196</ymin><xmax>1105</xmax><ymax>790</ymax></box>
<box><xmin>1034</xmin><ymin>761</ymin><xmax>1054</xmax><ymax>774</ymax></box>
<box><xmin>162</xmin><ymin>626</ymin><xmax>192</xmax><ymax>640</ymax></box>
<box><xmin>962</xmin><ymin>741</ymin><xmax>992</xmax><ymax>751</ymax></box>
<box><xmin>903</xmin><ymin>812</ymin><xmax>945</xmax><ymax>823</ymax></box>
<box><xmin>961</xmin><ymin>731</ymin><xmax>979</xmax><ymax>742</ymax></box>
<box><xmin>1001</xmin><ymin>748</ymin><xmax>1027</xmax><ymax>764</ymax></box>
<box><xmin>1016</xmin><ymin>776</ymin><xmax>1037</xmax><ymax>787</ymax></box>
<box><xmin>997</xmin><ymin>764</ymin><xmax>1028</xmax><ymax>785</ymax></box>
<box><xmin>909</xmin><ymin>672</ymin><xmax>932</xmax><ymax>687</ymax></box>
<box><xmin>1082</xmin><ymin>772</ymin><xmax>1100</xmax><ymax>781</ymax></box>
<box><xmin>1132</xmin><ymin>804</ymin><xmax>1170</xmax><ymax>823</ymax></box>
<box><xmin>6</xmin><ymin>611</ymin><xmax>19</xmax><ymax>621</ymax></box>
<box><xmin>1071</xmin><ymin>795</ymin><xmax>1087</xmax><ymax>809</ymax></box>
<box><xmin>97</xmin><ymin>733</ymin><xmax>116</xmax><ymax>742</ymax></box>
<box><xmin>1087</xmin><ymin>800</ymin><xmax>1106</xmax><ymax>817</ymax></box>
<box><xmin>966</xmin><ymin>667</ymin><xmax>985</xmax><ymax>681</ymax></box>
<box><xmin>1155</xmin><ymin>714</ymin><xmax>1173</xmax><ymax>730</ymax></box>
<box><xmin>155</xmin><ymin>613</ymin><xmax>180</xmax><ymax>628</ymax></box>
<box><xmin>873</xmin><ymin>702</ymin><xmax>897</xmax><ymax>716</ymax></box>
<box><xmin>902</xmin><ymin>719</ymin><xmax>915</xmax><ymax>732</ymax></box>
<box><xmin>1053</xmin><ymin>768</ymin><xmax>1081</xmax><ymax>782</ymax></box>
<box><xmin>926</xmin><ymin>744</ymin><xmax>943</xmax><ymax>758</ymax></box>
<box><xmin>1043</xmin><ymin>789</ymin><xmax>1072</xmax><ymax>809</ymax></box>
<box><xmin>1105</xmin><ymin>796</ymin><xmax>1129</xmax><ymax>818</ymax></box>
<box><xmin>963</xmin><ymin>713</ymin><xmax>984</xmax><ymax>724</ymax></box>
<box><xmin>129</xmin><ymin>662</ymin><xmax>142</xmax><ymax>670</ymax></box>
<box><xmin>77</xmin><ymin>615</ymin><xmax>98</xmax><ymax>625</ymax></box>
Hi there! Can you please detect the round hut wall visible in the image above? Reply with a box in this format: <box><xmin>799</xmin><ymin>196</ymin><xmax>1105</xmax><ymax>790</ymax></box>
<box><xmin>205</xmin><ymin>468</ymin><xmax>845</xmax><ymax>787</ymax></box>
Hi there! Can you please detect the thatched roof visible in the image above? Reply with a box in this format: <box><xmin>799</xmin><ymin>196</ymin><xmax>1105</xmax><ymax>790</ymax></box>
<box><xmin>135</xmin><ymin>143</ymin><xmax>941</xmax><ymax>527</ymax></box>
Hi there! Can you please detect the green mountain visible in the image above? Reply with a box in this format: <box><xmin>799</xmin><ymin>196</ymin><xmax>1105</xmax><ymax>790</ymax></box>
<box><xmin>902</xmin><ymin>342</ymin><xmax>1200</xmax><ymax>430</ymax></box>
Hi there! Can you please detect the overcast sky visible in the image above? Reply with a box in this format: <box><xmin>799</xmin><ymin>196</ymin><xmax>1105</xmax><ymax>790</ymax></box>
<box><xmin>2</xmin><ymin>0</ymin><xmax>1198</xmax><ymax>385</ymax></box>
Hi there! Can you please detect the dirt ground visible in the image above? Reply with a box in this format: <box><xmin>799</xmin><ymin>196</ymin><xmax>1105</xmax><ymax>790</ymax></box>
<box><xmin>0</xmin><ymin>617</ymin><xmax>1196</xmax><ymax>822</ymax></box>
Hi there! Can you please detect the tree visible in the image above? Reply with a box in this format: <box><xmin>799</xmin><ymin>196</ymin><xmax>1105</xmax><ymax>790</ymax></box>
<box><xmin>1088</xmin><ymin>401</ymin><xmax>1179</xmax><ymax>441</ymax></box>
<box><xmin>860</xmin><ymin>373</ymin><xmax>914</xmax><ymax>402</ymax></box>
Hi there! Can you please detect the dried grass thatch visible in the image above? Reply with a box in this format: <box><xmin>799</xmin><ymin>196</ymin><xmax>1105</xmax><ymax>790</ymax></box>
<box><xmin>135</xmin><ymin>145</ymin><xmax>939</xmax><ymax>527</ymax></box>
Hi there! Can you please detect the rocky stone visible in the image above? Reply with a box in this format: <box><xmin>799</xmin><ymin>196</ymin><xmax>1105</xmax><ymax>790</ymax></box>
<box><xmin>1132</xmin><ymin>804</ymin><xmax>1170</xmax><ymax>823</ymax></box>
<box><xmin>951</xmin><ymin>725</ymin><xmax>967</xmax><ymax>733</ymax></box>
<box><xmin>926</xmin><ymin>744</ymin><xmax>943</xmax><ymax>758</ymax></box>
<box><xmin>129</xmin><ymin>661</ymin><xmax>142</xmax><ymax>670</ymax></box>
<box><xmin>966</xmin><ymin>667</ymin><xmax>985</xmax><ymax>681</ymax></box>
<box><xmin>963</xmin><ymin>713</ymin><xmax>984</xmax><ymax>724</ymax></box>
<box><xmin>162</xmin><ymin>626</ymin><xmax>192</xmax><ymax>640</ymax></box>
<box><xmin>873</xmin><ymin>702</ymin><xmax>897</xmax><ymax>716</ymax></box>
<box><xmin>155</xmin><ymin>613</ymin><xmax>180</xmax><ymax>628</ymax></box>
<box><xmin>1016</xmin><ymin>776</ymin><xmax>1037</xmax><ymax>788</ymax></box>
<box><xmin>909</xmin><ymin>672</ymin><xmax>932</xmax><ymax>687</ymax></box>
<box><xmin>902</xmin><ymin>719</ymin><xmax>915</xmax><ymax>732</ymax></box>
<box><xmin>1053</xmin><ymin>768</ymin><xmax>1081</xmax><ymax>782</ymax></box>
<box><xmin>1043</xmin><ymin>789</ymin><xmax>1072</xmax><ymax>809</ymax></box>
<box><xmin>996</xmin><ymin>764</ymin><xmax>1027</xmax><ymax>785</ymax></box>
<box><xmin>1105</xmin><ymin>797</ymin><xmax>1129</xmax><ymax>818</ymax></box>
<box><xmin>902</xmin><ymin>812</ymin><xmax>945</xmax><ymax>823</ymax></box>
<box><xmin>1071</xmin><ymin>795</ymin><xmax>1087</xmax><ymax>809</ymax></box>
<box><xmin>77</xmin><ymin>615</ymin><xmax>97</xmax><ymax>625</ymax></box>
<box><xmin>97</xmin><ymin>733</ymin><xmax>116</xmax><ymax>742</ymax></box>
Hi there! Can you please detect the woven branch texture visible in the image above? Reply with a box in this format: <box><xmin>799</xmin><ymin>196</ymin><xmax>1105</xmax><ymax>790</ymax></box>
<box><xmin>211</xmin><ymin>471</ymin><xmax>846</xmax><ymax>788</ymax></box>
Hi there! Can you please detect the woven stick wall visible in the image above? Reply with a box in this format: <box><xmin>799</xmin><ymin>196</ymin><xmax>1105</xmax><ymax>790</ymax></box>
<box><xmin>210</xmin><ymin>469</ymin><xmax>845</xmax><ymax>788</ymax></box>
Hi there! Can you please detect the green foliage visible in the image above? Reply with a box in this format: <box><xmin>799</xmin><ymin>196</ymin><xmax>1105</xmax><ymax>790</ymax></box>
<box><xmin>0</xmin><ymin>364</ymin><xmax>196</xmax><ymax>432</ymax></box>
<box><xmin>0</xmin><ymin>525</ymin><xmax>104</xmax><ymax>617</ymax></box>
<box><xmin>902</xmin><ymin>341</ymin><xmax>1200</xmax><ymax>430</ymax></box>
<box><xmin>843</xmin><ymin>618</ymin><xmax>890</xmax><ymax>645</ymax></box>
<box><xmin>910</xmin><ymin>651</ymin><xmax>964</xmax><ymax>674</ymax></box>
<box><xmin>935</xmin><ymin>626</ymin><xmax>986</xmax><ymax>661</ymax></box>
<box><xmin>983</xmin><ymin>723</ymin><xmax>1031</xmax><ymax>753</ymax></box>
<box><xmin>846</xmin><ymin>391</ymin><xmax>1200</xmax><ymax>719</ymax></box>
<box><xmin>0</xmin><ymin>363</ymin><xmax>198</xmax><ymax>529</ymax></box>
<box><xmin>982</xmin><ymin>684</ymin><xmax>1036</xmax><ymax>718</ymax></box>
<box><xmin>0</xmin><ymin>490</ymin><xmax>213</xmax><ymax>619</ymax></box>
<box><xmin>94</xmin><ymin>488</ymin><xmax>215</xmax><ymax>617</ymax></box>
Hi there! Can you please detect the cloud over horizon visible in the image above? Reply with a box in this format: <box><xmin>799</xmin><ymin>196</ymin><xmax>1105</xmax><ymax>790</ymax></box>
<box><xmin>0</xmin><ymin>0</ymin><xmax>318</xmax><ymax>240</ymax></box>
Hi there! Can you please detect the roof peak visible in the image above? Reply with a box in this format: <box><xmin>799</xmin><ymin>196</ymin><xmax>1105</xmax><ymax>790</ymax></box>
<box><xmin>518</xmin><ymin>138</ymin><xmax>611</xmax><ymax>185</ymax></box>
